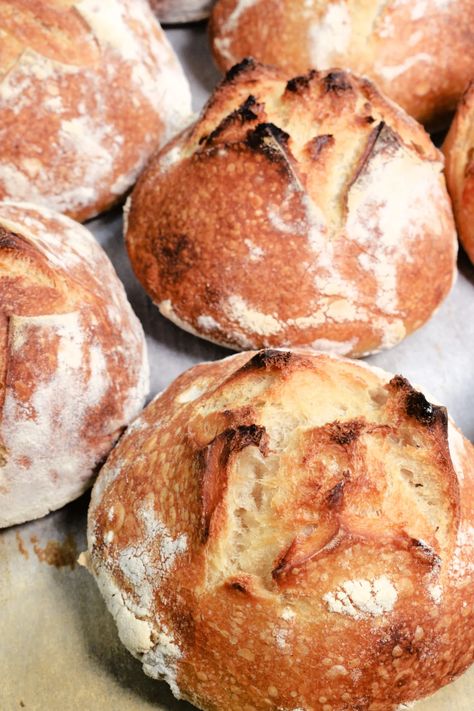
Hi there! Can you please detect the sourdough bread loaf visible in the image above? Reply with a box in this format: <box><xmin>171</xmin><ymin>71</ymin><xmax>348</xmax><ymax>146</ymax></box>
<box><xmin>443</xmin><ymin>81</ymin><xmax>474</xmax><ymax>265</ymax></box>
<box><xmin>125</xmin><ymin>60</ymin><xmax>457</xmax><ymax>357</ymax></box>
<box><xmin>209</xmin><ymin>0</ymin><xmax>474</xmax><ymax>128</ymax></box>
<box><xmin>0</xmin><ymin>0</ymin><xmax>192</xmax><ymax>221</ymax></box>
<box><xmin>86</xmin><ymin>348</ymin><xmax>474</xmax><ymax>711</ymax></box>
<box><xmin>0</xmin><ymin>201</ymin><xmax>149</xmax><ymax>527</ymax></box>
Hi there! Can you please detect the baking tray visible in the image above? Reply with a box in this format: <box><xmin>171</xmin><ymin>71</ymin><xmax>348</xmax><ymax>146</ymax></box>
<box><xmin>1</xmin><ymin>23</ymin><xmax>474</xmax><ymax>711</ymax></box>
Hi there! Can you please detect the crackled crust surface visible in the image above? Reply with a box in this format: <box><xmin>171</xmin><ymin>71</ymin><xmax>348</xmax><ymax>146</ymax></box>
<box><xmin>443</xmin><ymin>82</ymin><xmax>474</xmax><ymax>265</ymax></box>
<box><xmin>87</xmin><ymin>349</ymin><xmax>474</xmax><ymax>711</ymax></box>
<box><xmin>0</xmin><ymin>201</ymin><xmax>149</xmax><ymax>527</ymax></box>
<box><xmin>209</xmin><ymin>0</ymin><xmax>474</xmax><ymax>128</ymax></box>
<box><xmin>0</xmin><ymin>0</ymin><xmax>191</xmax><ymax>222</ymax></box>
<box><xmin>126</xmin><ymin>61</ymin><xmax>456</xmax><ymax>357</ymax></box>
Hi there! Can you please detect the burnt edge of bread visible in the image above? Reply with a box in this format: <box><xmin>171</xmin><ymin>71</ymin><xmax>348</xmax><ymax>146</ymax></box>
<box><xmin>285</xmin><ymin>69</ymin><xmax>318</xmax><ymax>94</ymax></box>
<box><xmin>200</xmin><ymin>95</ymin><xmax>261</xmax><ymax>146</ymax></box>
<box><xmin>324</xmin><ymin>70</ymin><xmax>354</xmax><ymax>94</ymax></box>
<box><xmin>245</xmin><ymin>122</ymin><xmax>290</xmax><ymax>159</ymax></box>
<box><xmin>390</xmin><ymin>376</ymin><xmax>448</xmax><ymax>429</ymax></box>
<box><xmin>224</xmin><ymin>57</ymin><xmax>258</xmax><ymax>83</ymax></box>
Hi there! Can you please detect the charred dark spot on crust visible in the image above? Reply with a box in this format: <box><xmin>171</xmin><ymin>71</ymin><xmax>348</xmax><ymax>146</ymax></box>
<box><xmin>222</xmin><ymin>424</ymin><xmax>268</xmax><ymax>454</ymax></box>
<box><xmin>285</xmin><ymin>70</ymin><xmax>318</xmax><ymax>93</ymax></box>
<box><xmin>200</xmin><ymin>95</ymin><xmax>261</xmax><ymax>146</ymax></box>
<box><xmin>240</xmin><ymin>349</ymin><xmax>294</xmax><ymax>372</ymax></box>
<box><xmin>326</xmin><ymin>479</ymin><xmax>346</xmax><ymax>509</ymax></box>
<box><xmin>152</xmin><ymin>233</ymin><xmax>196</xmax><ymax>284</ymax></box>
<box><xmin>390</xmin><ymin>376</ymin><xmax>448</xmax><ymax>429</ymax></box>
<box><xmin>309</xmin><ymin>134</ymin><xmax>334</xmax><ymax>160</ymax></box>
<box><xmin>409</xmin><ymin>538</ymin><xmax>442</xmax><ymax>569</ymax></box>
<box><xmin>226</xmin><ymin>578</ymin><xmax>249</xmax><ymax>594</ymax></box>
<box><xmin>327</xmin><ymin>420</ymin><xmax>365</xmax><ymax>446</ymax></box>
<box><xmin>246</xmin><ymin>122</ymin><xmax>290</xmax><ymax>160</ymax></box>
<box><xmin>406</xmin><ymin>391</ymin><xmax>437</xmax><ymax>425</ymax></box>
<box><xmin>224</xmin><ymin>57</ymin><xmax>257</xmax><ymax>82</ymax></box>
<box><xmin>199</xmin><ymin>424</ymin><xmax>268</xmax><ymax>540</ymax></box>
<box><xmin>406</xmin><ymin>391</ymin><xmax>448</xmax><ymax>429</ymax></box>
<box><xmin>324</xmin><ymin>70</ymin><xmax>353</xmax><ymax>94</ymax></box>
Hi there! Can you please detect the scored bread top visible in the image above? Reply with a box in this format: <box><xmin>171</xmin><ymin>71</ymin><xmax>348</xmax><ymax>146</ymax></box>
<box><xmin>87</xmin><ymin>349</ymin><xmax>474</xmax><ymax>711</ymax></box>
<box><xmin>0</xmin><ymin>0</ymin><xmax>191</xmax><ymax>222</ymax></box>
<box><xmin>443</xmin><ymin>81</ymin><xmax>474</xmax><ymax>265</ymax></box>
<box><xmin>0</xmin><ymin>201</ymin><xmax>149</xmax><ymax>527</ymax></box>
<box><xmin>209</xmin><ymin>0</ymin><xmax>474</xmax><ymax>128</ymax></box>
<box><xmin>126</xmin><ymin>60</ymin><xmax>457</xmax><ymax>357</ymax></box>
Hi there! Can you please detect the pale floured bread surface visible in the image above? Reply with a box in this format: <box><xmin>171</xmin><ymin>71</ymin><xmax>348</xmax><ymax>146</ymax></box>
<box><xmin>0</xmin><ymin>201</ymin><xmax>149</xmax><ymax>527</ymax></box>
<box><xmin>443</xmin><ymin>81</ymin><xmax>474</xmax><ymax>265</ymax></box>
<box><xmin>0</xmin><ymin>0</ymin><xmax>192</xmax><ymax>222</ymax></box>
<box><xmin>87</xmin><ymin>349</ymin><xmax>474</xmax><ymax>711</ymax></box>
<box><xmin>150</xmin><ymin>0</ymin><xmax>214</xmax><ymax>23</ymax></box>
<box><xmin>126</xmin><ymin>60</ymin><xmax>457</xmax><ymax>357</ymax></box>
<box><xmin>210</xmin><ymin>0</ymin><xmax>474</xmax><ymax>128</ymax></box>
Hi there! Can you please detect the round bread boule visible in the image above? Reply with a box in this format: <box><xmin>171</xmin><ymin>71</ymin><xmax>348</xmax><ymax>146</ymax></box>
<box><xmin>150</xmin><ymin>0</ymin><xmax>214</xmax><ymax>24</ymax></box>
<box><xmin>86</xmin><ymin>348</ymin><xmax>474</xmax><ymax>711</ymax></box>
<box><xmin>443</xmin><ymin>81</ymin><xmax>474</xmax><ymax>265</ymax></box>
<box><xmin>0</xmin><ymin>0</ymin><xmax>192</xmax><ymax>222</ymax></box>
<box><xmin>209</xmin><ymin>0</ymin><xmax>474</xmax><ymax>128</ymax></box>
<box><xmin>0</xmin><ymin>201</ymin><xmax>149</xmax><ymax>528</ymax></box>
<box><xmin>126</xmin><ymin>60</ymin><xmax>457</xmax><ymax>358</ymax></box>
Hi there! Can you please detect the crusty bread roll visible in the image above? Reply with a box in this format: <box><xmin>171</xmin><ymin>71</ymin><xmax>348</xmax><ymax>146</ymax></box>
<box><xmin>443</xmin><ymin>82</ymin><xmax>474</xmax><ymax>265</ymax></box>
<box><xmin>85</xmin><ymin>348</ymin><xmax>474</xmax><ymax>711</ymax></box>
<box><xmin>150</xmin><ymin>0</ymin><xmax>214</xmax><ymax>23</ymax></box>
<box><xmin>126</xmin><ymin>60</ymin><xmax>457</xmax><ymax>358</ymax></box>
<box><xmin>0</xmin><ymin>202</ymin><xmax>149</xmax><ymax>528</ymax></box>
<box><xmin>209</xmin><ymin>0</ymin><xmax>474</xmax><ymax>128</ymax></box>
<box><xmin>0</xmin><ymin>0</ymin><xmax>192</xmax><ymax>222</ymax></box>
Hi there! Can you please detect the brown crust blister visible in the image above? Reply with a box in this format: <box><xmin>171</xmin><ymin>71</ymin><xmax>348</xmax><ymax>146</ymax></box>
<box><xmin>127</xmin><ymin>61</ymin><xmax>456</xmax><ymax>357</ymax></box>
<box><xmin>210</xmin><ymin>0</ymin><xmax>474</xmax><ymax>128</ymax></box>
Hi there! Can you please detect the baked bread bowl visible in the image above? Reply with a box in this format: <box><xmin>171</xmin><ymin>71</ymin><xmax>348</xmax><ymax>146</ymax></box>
<box><xmin>0</xmin><ymin>202</ymin><xmax>149</xmax><ymax>528</ymax></box>
<box><xmin>150</xmin><ymin>0</ymin><xmax>214</xmax><ymax>23</ymax></box>
<box><xmin>85</xmin><ymin>348</ymin><xmax>474</xmax><ymax>711</ymax></box>
<box><xmin>0</xmin><ymin>0</ymin><xmax>192</xmax><ymax>222</ymax></box>
<box><xmin>125</xmin><ymin>60</ymin><xmax>457</xmax><ymax>357</ymax></box>
<box><xmin>443</xmin><ymin>81</ymin><xmax>474</xmax><ymax>265</ymax></box>
<box><xmin>209</xmin><ymin>0</ymin><xmax>474</xmax><ymax>128</ymax></box>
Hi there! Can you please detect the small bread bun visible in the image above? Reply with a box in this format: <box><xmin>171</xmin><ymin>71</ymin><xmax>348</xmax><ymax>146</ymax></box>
<box><xmin>0</xmin><ymin>0</ymin><xmax>191</xmax><ymax>222</ymax></box>
<box><xmin>0</xmin><ymin>202</ymin><xmax>149</xmax><ymax>528</ymax></box>
<box><xmin>126</xmin><ymin>60</ymin><xmax>457</xmax><ymax>357</ymax></box>
<box><xmin>86</xmin><ymin>348</ymin><xmax>474</xmax><ymax>711</ymax></box>
<box><xmin>150</xmin><ymin>0</ymin><xmax>214</xmax><ymax>23</ymax></box>
<box><xmin>443</xmin><ymin>82</ymin><xmax>474</xmax><ymax>265</ymax></box>
<box><xmin>209</xmin><ymin>0</ymin><xmax>474</xmax><ymax>128</ymax></box>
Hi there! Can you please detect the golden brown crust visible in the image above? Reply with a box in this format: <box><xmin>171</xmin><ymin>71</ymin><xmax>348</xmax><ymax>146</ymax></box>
<box><xmin>209</xmin><ymin>0</ymin><xmax>474</xmax><ymax>128</ymax></box>
<box><xmin>0</xmin><ymin>201</ymin><xmax>149</xmax><ymax>527</ymax></box>
<box><xmin>126</xmin><ymin>62</ymin><xmax>457</xmax><ymax>358</ymax></box>
<box><xmin>443</xmin><ymin>81</ymin><xmax>474</xmax><ymax>265</ymax></box>
<box><xmin>0</xmin><ymin>0</ymin><xmax>191</xmax><ymax>222</ymax></box>
<box><xmin>87</xmin><ymin>349</ymin><xmax>474</xmax><ymax>711</ymax></box>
